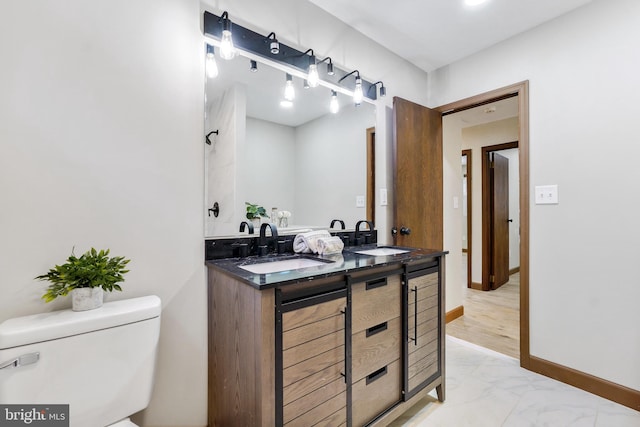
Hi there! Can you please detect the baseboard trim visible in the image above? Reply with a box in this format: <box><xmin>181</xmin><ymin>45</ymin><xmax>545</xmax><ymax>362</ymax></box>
<box><xmin>445</xmin><ymin>306</ymin><xmax>464</xmax><ymax>323</ymax></box>
<box><xmin>470</xmin><ymin>281</ymin><xmax>483</xmax><ymax>290</ymax></box>
<box><xmin>528</xmin><ymin>355</ymin><xmax>640</xmax><ymax>411</ymax></box>
<box><xmin>509</xmin><ymin>266</ymin><xmax>520</xmax><ymax>275</ymax></box>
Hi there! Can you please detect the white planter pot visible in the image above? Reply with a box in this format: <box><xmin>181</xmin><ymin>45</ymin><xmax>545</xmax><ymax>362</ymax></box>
<box><xmin>71</xmin><ymin>287</ymin><xmax>104</xmax><ymax>311</ymax></box>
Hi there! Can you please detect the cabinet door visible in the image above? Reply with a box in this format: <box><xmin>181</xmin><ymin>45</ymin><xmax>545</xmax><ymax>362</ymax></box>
<box><xmin>277</xmin><ymin>288</ymin><xmax>348</xmax><ymax>427</ymax></box>
<box><xmin>404</xmin><ymin>265</ymin><xmax>442</xmax><ymax>399</ymax></box>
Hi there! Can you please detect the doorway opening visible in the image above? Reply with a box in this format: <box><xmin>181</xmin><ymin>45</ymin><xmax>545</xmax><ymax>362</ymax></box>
<box><xmin>438</xmin><ymin>81</ymin><xmax>530</xmax><ymax>366</ymax></box>
<box><xmin>482</xmin><ymin>142</ymin><xmax>519</xmax><ymax>291</ymax></box>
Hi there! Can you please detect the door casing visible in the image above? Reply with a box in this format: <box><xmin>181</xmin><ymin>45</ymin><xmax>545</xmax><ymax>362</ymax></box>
<box><xmin>436</xmin><ymin>81</ymin><xmax>531</xmax><ymax>368</ymax></box>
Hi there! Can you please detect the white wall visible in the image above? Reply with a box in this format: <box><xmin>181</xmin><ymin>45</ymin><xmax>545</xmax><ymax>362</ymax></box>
<box><xmin>0</xmin><ymin>1</ymin><xmax>207</xmax><ymax>426</ymax></box>
<box><xmin>432</xmin><ymin>0</ymin><xmax>640</xmax><ymax>391</ymax></box>
<box><xmin>244</xmin><ymin>117</ymin><xmax>296</xmax><ymax>219</ymax></box>
<box><xmin>295</xmin><ymin>104</ymin><xmax>375</xmax><ymax>228</ymax></box>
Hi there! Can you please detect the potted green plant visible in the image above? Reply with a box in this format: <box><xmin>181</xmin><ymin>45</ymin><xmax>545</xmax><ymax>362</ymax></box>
<box><xmin>35</xmin><ymin>248</ymin><xmax>130</xmax><ymax>311</ymax></box>
<box><xmin>245</xmin><ymin>202</ymin><xmax>268</xmax><ymax>226</ymax></box>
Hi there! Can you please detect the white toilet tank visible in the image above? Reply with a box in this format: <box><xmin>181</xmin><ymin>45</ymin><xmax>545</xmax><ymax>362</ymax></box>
<box><xmin>0</xmin><ymin>295</ymin><xmax>161</xmax><ymax>427</ymax></box>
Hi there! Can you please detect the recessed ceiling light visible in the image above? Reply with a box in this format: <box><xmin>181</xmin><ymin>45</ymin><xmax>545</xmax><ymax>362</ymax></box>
<box><xmin>465</xmin><ymin>0</ymin><xmax>488</xmax><ymax>6</ymax></box>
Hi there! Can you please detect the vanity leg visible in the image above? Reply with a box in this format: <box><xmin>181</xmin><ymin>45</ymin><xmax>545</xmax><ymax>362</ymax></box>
<box><xmin>436</xmin><ymin>384</ymin><xmax>445</xmax><ymax>402</ymax></box>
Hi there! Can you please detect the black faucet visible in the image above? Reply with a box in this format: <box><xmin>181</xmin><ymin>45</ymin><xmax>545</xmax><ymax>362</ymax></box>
<box><xmin>258</xmin><ymin>223</ymin><xmax>278</xmax><ymax>256</ymax></box>
<box><xmin>239</xmin><ymin>221</ymin><xmax>254</xmax><ymax>234</ymax></box>
<box><xmin>330</xmin><ymin>219</ymin><xmax>346</xmax><ymax>230</ymax></box>
<box><xmin>354</xmin><ymin>220</ymin><xmax>374</xmax><ymax>246</ymax></box>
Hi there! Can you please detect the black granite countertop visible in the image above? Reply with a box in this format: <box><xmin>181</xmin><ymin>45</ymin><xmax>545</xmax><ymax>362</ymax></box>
<box><xmin>205</xmin><ymin>245</ymin><xmax>448</xmax><ymax>290</ymax></box>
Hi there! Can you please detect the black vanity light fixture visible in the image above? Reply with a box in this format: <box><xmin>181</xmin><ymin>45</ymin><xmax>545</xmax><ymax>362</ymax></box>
<box><xmin>203</xmin><ymin>11</ymin><xmax>383</xmax><ymax>102</ymax></box>
<box><xmin>317</xmin><ymin>56</ymin><xmax>335</xmax><ymax>76</ymax></box>
<box><xmin>303</xmin><ymin>49</ymin><xmax>320</xmax><ymax>88</ymax></box>
<box><xmin>371</xmin><ymin>81</ymin><xmax>386</xmax><ymax>97</ymax></box>
<box><xmin>266</xmin><ymin>32</ymin><xmax>280</xmax><ymax>54</ymax></box>
<box><xmin>219</xmin><ymin>11</ymin><xmax>236</xmax><ymax>60</ymax></box>
<box><xmin>205</xmin><ymin>44</ymin><xmax>219</xmax><ymax>79</ymax></box>
<box><xmin>339</xmin><ymin>70</ymin><xmax>363</xmax><ymax>105</ymax></box>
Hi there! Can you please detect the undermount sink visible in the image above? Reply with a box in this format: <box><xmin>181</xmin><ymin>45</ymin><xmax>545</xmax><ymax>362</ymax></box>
<box><xmin>239</xmin><ymin>256</ymin><xmax>334</xmax><ymax>274</ymax></box>
<box><xmin>352</xmin><ymin>247</ymin><xmax>411</xmax><ymax>256</ymax></box>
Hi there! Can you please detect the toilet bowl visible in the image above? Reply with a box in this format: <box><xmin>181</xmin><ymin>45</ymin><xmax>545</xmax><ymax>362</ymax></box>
<box><xmin>0</xmin><ymin>295</ymin><xmax>161</xmax><ymax>427</ymax></box>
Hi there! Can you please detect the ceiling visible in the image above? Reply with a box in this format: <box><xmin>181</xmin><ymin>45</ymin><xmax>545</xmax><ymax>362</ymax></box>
<box><xmin>308</xmin><ymin>0</ymin><xmax>593</xmax><ymax>72</ymax></box>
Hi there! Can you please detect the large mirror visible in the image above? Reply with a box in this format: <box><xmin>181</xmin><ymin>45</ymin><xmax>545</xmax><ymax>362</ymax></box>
<box><xmin>204</xmin><ymin>50</ymin><xmax>376</xmax><ymax>237</ymax></box>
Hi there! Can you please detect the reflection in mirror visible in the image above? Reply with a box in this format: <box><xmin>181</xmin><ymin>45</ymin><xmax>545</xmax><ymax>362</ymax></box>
<box><xmin>204</xmin><ymin>51</ymin><xmax>376</xmax><ymax>237</ymax></box>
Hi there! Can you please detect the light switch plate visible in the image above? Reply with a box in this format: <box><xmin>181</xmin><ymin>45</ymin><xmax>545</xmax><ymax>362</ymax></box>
<box><xmin>535</xmin><ymin>185</ymin><xmax>559</xmax><ymax>204</ymax></box>
<box><xmin>356</xmin><ymin>195</ymin><xmax>365</xmax><ymax>208</ymax></box>
<box><xmin>453</xmin><ymin>196</ymin><xmax>459</xmax><ymax>209</ymax></box>
<box><xmin>380</xmin><ymin>189</ymin><xmax>388</xmax><ymax>206</ymax></box>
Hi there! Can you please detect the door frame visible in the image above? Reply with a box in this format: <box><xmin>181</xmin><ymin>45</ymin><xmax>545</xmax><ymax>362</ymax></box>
<box><xmin>482</xmin><ymin>142</ymin><xmax>518</xmax><ymax>291</ymax></box>
<box><xmin>461</xmin><ymin>149</ymin><xmax>472</xmax><ymax>289</ymax></box>
<box><xmin>436</xmin><ymin>81</ymin><xmax>531</xmax><ymax>368</ymax></box>
<box><xmin>366</xmin><ymin>127</ymin><xmax>375</xmax><ymax>223</ymax></box>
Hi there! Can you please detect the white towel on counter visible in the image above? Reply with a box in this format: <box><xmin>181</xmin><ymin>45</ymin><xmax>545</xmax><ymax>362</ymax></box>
<box><xmin>293</xmin><ymin>230</ymin><xmax>332</xmax><ymax>254</ymax></box>
<box><xmin>316</xmin><ymin>236</ymin><xmax>344</xmax><ymax>255</ymax></box>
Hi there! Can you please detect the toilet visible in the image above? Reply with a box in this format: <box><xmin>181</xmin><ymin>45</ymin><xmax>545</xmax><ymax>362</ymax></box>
<box><xmin>0</xmin><ymin>295</ymin><xmax>161</xmax><ymax>427</ymax></box>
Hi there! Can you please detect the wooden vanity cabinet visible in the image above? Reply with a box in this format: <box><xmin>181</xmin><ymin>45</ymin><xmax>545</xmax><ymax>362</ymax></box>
<box><xmin>207</xmin><ymin>253</ymin><xmax>445</xmax><ymax>427</ymax></box>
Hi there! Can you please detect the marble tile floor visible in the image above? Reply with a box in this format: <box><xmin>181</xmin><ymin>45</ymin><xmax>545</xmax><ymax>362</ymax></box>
<box><xmin>389</xmin><ymin>336</ymin><xmax>640</xmax><ymax>427</ymax></box>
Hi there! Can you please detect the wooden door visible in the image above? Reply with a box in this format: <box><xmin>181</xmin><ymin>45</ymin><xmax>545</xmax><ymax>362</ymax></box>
<box><xmin>393</xmin><ymin>97</ymin><xmax>443</xmax><ymax>250</ymax></box>
<box><xmin>490</xmin><ymin>152</ymin><xmax>510</xmax><ymax>288</ymax></box>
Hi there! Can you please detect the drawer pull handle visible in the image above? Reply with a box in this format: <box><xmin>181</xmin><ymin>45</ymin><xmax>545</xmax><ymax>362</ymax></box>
<box><xmin>366</xmin><ymin>366</ymin><xmax>388</xmax><ymax>385</ymax></box>
<box><xmin>410</xmin><ymin>286</ymin><xmax>418</xmax><ymax>345</ymax></box>
<box><xmin>341</xmin><ymin>308</ymin><xmax>347</xmax><ymax>383</ymax></box>
<box><xmin>366</xmin><ymin>321</ymin><xmax>388</xmax><ymax>337</ymax></box>
<box><xmin>365</xmin><ymin>277</ymin><xmax>387</xmax><ymax>291</ymax></box>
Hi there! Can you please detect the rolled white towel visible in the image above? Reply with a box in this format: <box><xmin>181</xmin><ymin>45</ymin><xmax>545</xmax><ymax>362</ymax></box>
<box><xmin>316</xmin><ymin>236</ymin><xmax>344</xmax><ymax>255</ymax></box>
<box><xmin>293</xmin><ymin>230</ymin><xmax>332</xmax><ymax>254</ymax></box>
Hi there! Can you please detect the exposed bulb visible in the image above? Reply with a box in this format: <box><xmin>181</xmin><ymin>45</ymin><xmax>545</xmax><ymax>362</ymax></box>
<box><xmin>307</xmin><ymin>63</ymin><xmax>319</xmax><ymax>88</ymax></box>
<box><xmin>219</xmin><ymin>30</ymin><xmax>236</xmax><ymax>60</ymax></box>
<box><xmin>330</xmin><ymin>91</ymin><xmax>340</xmax><ymax>114</ymax></box>
<box><xmin>284</xmin><ymin>75</ymin><xmax>295</xmax><ymax>101</ymax></box>
<box><xmin>206</xmin><ymin>51</ymin><xmax>219</xmax><ymax>79</ymax></box>
<box><xmin>353</xmin><ymin>77</ymin><xmax>364</xmax><ymax>105</ymax></box>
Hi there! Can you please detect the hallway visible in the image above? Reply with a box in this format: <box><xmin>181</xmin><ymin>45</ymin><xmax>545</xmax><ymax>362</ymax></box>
<box><xmin>447</xmin><ymin>255</ymin><xmax>520</xmax><ymax>358</ymax></box>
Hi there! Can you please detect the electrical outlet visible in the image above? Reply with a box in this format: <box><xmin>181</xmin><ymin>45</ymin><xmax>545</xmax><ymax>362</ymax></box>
<box><xmin>356</xmin><ymin>195</ymin><xmax>365</xmax><ymax>208</ymax></box>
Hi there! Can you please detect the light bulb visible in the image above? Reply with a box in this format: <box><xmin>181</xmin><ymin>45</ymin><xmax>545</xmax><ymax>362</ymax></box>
<box><xmin>330</xmin><ymin>91</ymin><xmax>339</xmax><ymax>114</ymax></box>
<box><xmin>219</xmin><ymin>30</ymin><xmax>236</xmax><ymax>60</ymax></box>
<box><xmin>353</xmin><ymin>77</ymin><xmax>364</xmax><ymax>104</ymax></box>
<box><xmin>205</xmin><ymin>46</ymin><xmax>218</xmax><ymax>79</ymax></box>
<box><xmin>308</xmin><ymin>63</ymin><xmax>319</xmax><ymax>88</ymax></box>
<box><xmin>284</xmin><ymin>74</ymin><xmax>295</xmax><ymax>101</ymax></box>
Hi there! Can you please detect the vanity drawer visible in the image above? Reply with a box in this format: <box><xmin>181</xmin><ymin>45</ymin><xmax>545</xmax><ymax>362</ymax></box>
<box><xmin>352</xmin><ymin>275</ymin><xmax>401</xmax><ymax>333</ymax></box>
<box><xmin>352</xmin><ymin>316</ymin><xmax>401</xmax><ymax>382</ymax></box>
<box><xmin>352</xmin><ymin>359</ymin><xmax>401</xmax><ymax>427</ymax></box>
